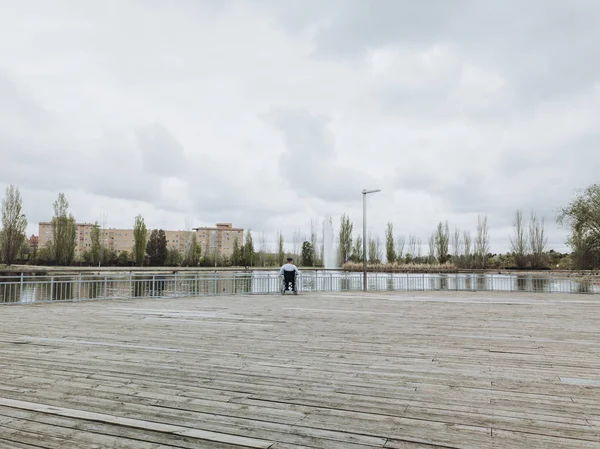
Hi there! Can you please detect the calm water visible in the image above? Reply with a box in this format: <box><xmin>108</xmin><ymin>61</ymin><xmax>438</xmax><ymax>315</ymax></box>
<box><xmin>0</xmin><ymin>271</ymin><xmax>598</xmax><ymax>304</ymax></box>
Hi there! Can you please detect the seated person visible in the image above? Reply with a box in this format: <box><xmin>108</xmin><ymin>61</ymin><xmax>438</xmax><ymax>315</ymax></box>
<box><xmin>279</xmin><ymin>257</ymin><xmax>299</xmax><ymax>293</ymax></box>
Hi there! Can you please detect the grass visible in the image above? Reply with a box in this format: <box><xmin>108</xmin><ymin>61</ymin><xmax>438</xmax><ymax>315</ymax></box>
<box><xmin>342</xmin><ymin>262</ymin><xmax>459</xmax><ymax>273</ymax></box>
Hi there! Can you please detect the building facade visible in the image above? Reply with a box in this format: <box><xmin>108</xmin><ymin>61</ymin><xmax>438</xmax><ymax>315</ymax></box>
<box><xmin>38</xmin><ymin>222</ymin><xmax>244</xmax><ymax>259</ymax></box>
<box><xmin>193</xmin><ymin>223</ymin><xmax>244</xmax><ymax>258</ymax></box>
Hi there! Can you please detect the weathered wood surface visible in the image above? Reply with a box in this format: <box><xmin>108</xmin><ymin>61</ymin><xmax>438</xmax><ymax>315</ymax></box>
<box><xmin>0</xmin><ymin>291</ymin><xmax>599</xmax><ymax>448</ymax></box>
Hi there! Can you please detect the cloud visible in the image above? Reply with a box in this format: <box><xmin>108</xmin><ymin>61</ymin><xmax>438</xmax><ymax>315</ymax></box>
<box><xmin>1</xmin><ymin>0</ymin><xmax>599</xmax><ymax>254</ymax></box>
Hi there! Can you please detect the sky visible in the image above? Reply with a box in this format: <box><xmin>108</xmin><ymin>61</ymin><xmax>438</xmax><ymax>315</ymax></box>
<box><xmin>1</xmin><ymin>0</ymin><xmax>599</xmax><ymax>254</ymax></box>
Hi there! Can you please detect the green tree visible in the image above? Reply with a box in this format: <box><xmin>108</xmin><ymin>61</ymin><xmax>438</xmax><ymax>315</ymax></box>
<box><xmin>165</xmin><ymin>248</ymin><xmax>183</xmax><ymax>266</ymax></box>
<box><xmin>51</xmin><ymin>193</ymin><xmax>77</xmax><ymax>265</ymax></box>
<box><xmin>117</xmin><ymin>251</ymin><xmax>131</xmax><ymax>266</ymax></box>
<box><xmin>557</xmin><ymin>184</ymin><xmax>600</xmax><ymax>269</ymax></box>
<box><xmin>338</xmin><ymin>213</ymin><xmax>353</xmax><ymax>264</ymax></box>
<box><xmin>132</xmin><ymin>214</ymin><xmax>147</xmax><ymax>267</ymax></box>
<box><xmin>146</xmin><ymin>229</ymin><xmax>168</xmax><ymax>266</ymax></box>
<box><xmin>242</xmin><ymin>230</ymin><xmax>255</xmax><ymax>266</ymax></box>
<box><xmin>231</xmin><ymin>236</ymin><xmax>241</xmax><ymax>266</ymax></box>
<box><xmin>351</xmin><ymin>235</ymin><xmax>363</xmax><ymax>263</ymax></box>
<box><xmin>277</xmin><ymin>232</ymin><xmax>285</xmax><ymax>266</ymax></box>
<box><xmin>184</xmin><ymin>234</ymin><xmax>201</xmax><ymax>266</ymax></box>
<box><xmin>0</xmin><ymin>185</ymin><xmax>27</xmax><ymax>265</ymax></box>
<box><xmin>301</xmin><ymin>240</ymin><xmax>314</xmax><ymax>266</ymax></box>
<box><xmin>90</xmin><ymin>222</ymin><xmax>101</xmax><ymax>266</ymax></box>
<box><xmin>385</xmin><ymin>222</ymin><xmax>396</xmax><ymax>264</ymax></box>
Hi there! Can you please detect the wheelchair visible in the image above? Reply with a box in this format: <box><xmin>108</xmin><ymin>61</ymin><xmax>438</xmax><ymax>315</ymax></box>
<box><xmin>280</xmin><ymin>271</ymin><xmax>298</xmax><ymax>295</ymax></box>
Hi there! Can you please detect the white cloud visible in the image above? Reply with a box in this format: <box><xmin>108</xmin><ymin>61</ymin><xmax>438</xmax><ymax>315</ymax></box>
<box><xmin>1</xmin><ymin>0</ymin><xmax>598</xmax><ymax>253</ymax></box>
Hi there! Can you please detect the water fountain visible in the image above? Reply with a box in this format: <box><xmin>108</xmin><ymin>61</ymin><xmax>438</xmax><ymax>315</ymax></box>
<box><xmin>322</xmin><ymin>217</ymin><xmax>338</xmax><ymax>269</ymax></box>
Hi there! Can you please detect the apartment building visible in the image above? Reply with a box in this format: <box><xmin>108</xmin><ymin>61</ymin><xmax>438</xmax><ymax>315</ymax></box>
<box><xmin>194</xmin><ymin>223</ymin><xmax>244</xmax><ymax>258</ymax></box>
<box><xmin>38</xmin><ymin>222</ymin><xmax>244</xmax><ymax>258</ymax></box>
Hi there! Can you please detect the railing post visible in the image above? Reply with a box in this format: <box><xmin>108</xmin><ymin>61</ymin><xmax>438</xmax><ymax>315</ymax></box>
<box><xmin>104</xmin><ymin>275</ymin><xmax>108</xmax><ymax>299</ymax></box>
<box><xmin>214</xmin><ymin>272</ymin><xmax>217</xmax><ymax>295</ymax></box>
<box><xmin>174</xmin><ymin>272</ymin><xmax>178</xmax><ymax>297</ymax></box>
<box><xmin>50</xmin><ymin>276</ymin><xmax>54</xmax><ymax>301</ymax></box>
<box><xmin>78</xmin><ymin>273</ymin><xmax>82</xmax><ymax>300</ymax></box>
<box><xmin>19</xmin><ymin>273</ymin><xmax>24</xmax><ymax>302</ymax></box>
<box><xmin>548</xmin><ymin>272</ymin><xmax>552</xmax><ymax>293</ymax></box>
<box><xmin>152</xmin><ymin>275</ymin><xmax>156</xmax><ymax>297</ymax></box>
<box><xmin>129</xmin><ymin>272</ymin><xmax>133</xmax><ymax>298</ymax></box>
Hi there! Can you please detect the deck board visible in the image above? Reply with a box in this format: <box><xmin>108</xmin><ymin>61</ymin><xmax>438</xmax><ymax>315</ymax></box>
<box><xmin>0</xmin><ymin>291</ymin><xmax>599</xmax><ymax>448</ymax></box>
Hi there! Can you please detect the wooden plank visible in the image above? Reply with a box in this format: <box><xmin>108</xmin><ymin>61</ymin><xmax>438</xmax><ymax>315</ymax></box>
<box><xmin>0</xmin><ymin>398</ymin><xmax>273</xmax><ymax>448</ymax></box>
<box><xmin>1</xmin><ymin>290</ymin><xmax>600</xmax><ymax>448</ymax></box>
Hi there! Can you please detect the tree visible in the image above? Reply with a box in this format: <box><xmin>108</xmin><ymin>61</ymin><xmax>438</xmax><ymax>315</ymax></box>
<box><xmin>117</xmin><ymin>251</ymin><xmax>131</xmax><ymax>266</ymax></box>
<box><xmin>384</xmin><ymin>222</ymin><xmax>396</xmax><ymax>264</ymax></box>
<box><xmin>292</xmin><ymin>230</ymin><xmax>302</xmax><ymax>260</ymax></box>
<box><xmin>338</xmin><ymin>213</ymin><xmax>353</xmax><ymax>264</ymax></box>
<box><xmin>529</xmin><ymin>211</ymin><xmax>548</xmax><ymax>269</ymax></box>
<box><xmin>146</xmin><ymin>229</ymin><xmax>168</xmax><ymax>266</ymax></box>
<box><xmin>310</xmin><ymin>219</ymin><xmax>320</xmax><ymax>266</ymax></box>
<box><xmin>184</xmin><ymin>234</ymin><xmax>201</xmax><ymax>266</ymax></box>
<box><xmin>90</xmin><ymin>222</ymin><xmax>101</xmax><ymax>266</ymax></box>
<box><xmin>258</xmin><ymin>232</ymin><xmax>268</xmax><ymax>267</ymax></box>
<box><xmin>51</xmin><ymin>193</ymin><xmax>77</xmax><ymax>265</ymax></box>
<box><xmin>368</xmin><ymin>234</ymin><xmax>378</xmax><ymax>263</ymax></box>
<box><xmin>395</xmin><ymin>235</ymin><xmax>405</xmax><ymax>263</ymax></box>
<box><xmin>132</xmin><ymin>214</ymin><xmax>147</xmax><ymax>267</ymax></box>
<box><xmin>0</xmin><ymin>185</ymin><xmax>27</xmax><ymax>265</ymax></box>
<box><xmin>277</xmin><ymin>232</ymin><xmax>285</xmax><ymax>266</ymax></box>
<box><xmin>474</xmin><ymin>215</ymin><xmax>490</xmax><ymax>268</ymax></box>
<box><xmin>463</xmin><ymin>230</ymin><xmax>473</xmax><ymax>269</ymax></box>
<box><xmin>231</xmin><ymin>236</ymin><xmax>241</xmax><ymax>266</ymax></box>
<box><xmin>434</xmin><ymin>221</ymin><xmax>450</xmax><ymax>264</ymax></box>
<box><xmin>510</xmin><ymin>210</ymin><xmax>528</xmax><ymax>268</ymax></box>
<box><xmin>451</xmin><ymin>227</ymin><xmax>462</xmax><ymax>262</ymax></box>
<box><xmin>301</xmin><ymin>241</ymin><xmax>315</xmax><ymax>266</ymax></box>
<box><xmin>351</xmin><ymin>235</ymin><xmax>363</xmax><ymax>262</ymax></box>
<box><xmin>165</xmin><ymin>248</ymin><xmax>183</xmax><ymax>266</ymax></box>
<box><xmin>427</xmin><ymin>232</ymin><xmax>436</xmax><ymax>264</ymax></box>
<box><xmin>243</xmin><ymin>230</ymin><xmax>255</xmax><ymax>266</ymax></box>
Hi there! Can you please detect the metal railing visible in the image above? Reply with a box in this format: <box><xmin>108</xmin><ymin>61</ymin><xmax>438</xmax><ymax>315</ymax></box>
<box><xmin>0</xmin><ymin>272</ymin><xmax>598</xmax><ymax>305</ymax></box>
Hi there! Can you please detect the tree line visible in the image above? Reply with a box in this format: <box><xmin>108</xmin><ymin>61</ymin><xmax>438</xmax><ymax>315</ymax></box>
<box><xmin>2</xmin><ymin>183</ymin><xmax>600</xmax><ymax>270</ymax></box>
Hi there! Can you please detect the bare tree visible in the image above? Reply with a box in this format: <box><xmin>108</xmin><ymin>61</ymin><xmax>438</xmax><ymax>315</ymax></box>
<box><xmin>395</xmin><ymin>235</ymin><xmax>405</xmax><ymax>262</ymax></box>
<box><xmin>416</xmin><ymin>237</ymin><xmax>423</xmax><ymax>259</ymax></box>
<box><xmin>451</xmin><ymin>226</ymin><xmax>462</xmax><ymax>262</ymax></box>
<box><xmin>510</xmin><ymin>209</ymin><xmax>528</xmax><ymax>268</ymax></box>
<box><xmin>0</xmin><ymin>185</ymin><xmax>27</xmax><ymax>265</ymax></box>
<box><xmin>292</xmin><ymin>229</ymin><xmax>302</xmax><ymax>260</ymax></box>
<box><xmin>463</xmin><ymin>230</ymin><xmax>472</xmax><ymax>269</ymax></box>
<box><xmin>310</xmin><ymin>219</ymin><xmax>320</xmax><ymax>264</ymax></box>
<box><xmin>474</xmin><ymin>215</ymin><xmax>490</xmax><ymax>268</ymax></box>
<box><xmin>407</xmin><ymin>234</ymin><xmax>417</xmax><ymax>259</ymax></box>
<box><xmin>434</xmin><ymin>221</ymin><xmax>450</xmax><ymax>263</ymax></box>
<box><xmin>259</xmin><ymin>232</ymin><xmax>268</xmax><ymax>266</ymax></box>
<box><xmin>529</xmin><ymin>211</ymin><xmax>548</xmax><ymax>269</ymax></box>
<box><xmin>428</xmin><ymin>232</ymin><xmax>436</xmax><ymax>264</ymax></box>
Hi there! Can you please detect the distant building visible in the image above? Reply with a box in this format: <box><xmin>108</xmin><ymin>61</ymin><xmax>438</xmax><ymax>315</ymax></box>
<box><xmin>38</xmin><ymin>221</ymin><xmax>244</xmax><ymax>259</ymax></box>
<box><xmin>28</xmin><ymin>235</ymin><xmax>38</xmax><ymax>254</ymax></box>
<box><xmin>193</xmin><ymin>223</ymin><xmax>244</xmax><ymax>258</ymax></box>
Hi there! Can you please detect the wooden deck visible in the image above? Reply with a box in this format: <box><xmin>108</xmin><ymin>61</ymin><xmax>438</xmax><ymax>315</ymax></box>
<box><xmin>0</xmin><ymin>291</ymin><xmax>599</xmax><ymax>448</ymax></box>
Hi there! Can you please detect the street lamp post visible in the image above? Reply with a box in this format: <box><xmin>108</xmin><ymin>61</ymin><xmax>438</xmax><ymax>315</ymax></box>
<box><xmin>362</xmin><ymin>188</ymin><xmax>381</xmax><ymax>292</ymax></box>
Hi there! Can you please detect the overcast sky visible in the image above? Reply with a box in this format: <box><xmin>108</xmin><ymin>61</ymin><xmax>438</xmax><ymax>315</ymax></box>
<box><xmin>1</xmin><ymin>0</ymin><xmax>599</xmax><ymax>253</ymax></box>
